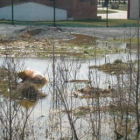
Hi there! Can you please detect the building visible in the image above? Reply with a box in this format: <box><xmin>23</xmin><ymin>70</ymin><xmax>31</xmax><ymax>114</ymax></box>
<box><xmin>128</xmin><ymin>0</ymin><xmax>140</xmax><ymax>19</ymax></box>
<box><xmin>0</xmin><ymin>2</ymin><xmax>67</xmax><ymax>21</ymax></box>
<box><xmin>0</xmin><ymin>0</ymin><xmax>97</xmax><ymax>21</ymax></box>
<box><xmin>54</xmin><ymin>0</ymin><xmax>97</xmax><ymax>20</ymax></box>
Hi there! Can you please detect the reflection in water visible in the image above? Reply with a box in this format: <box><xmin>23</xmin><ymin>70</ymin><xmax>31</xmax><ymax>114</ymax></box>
<box><xmin>20</xmin><ymin>99</ymin><xmax>37</xmax><ymax>109</ymax></box>
<box><xmin>0</xmin><ymin>49</ymin><xmax>139</xmax><ymax>139</ymax></box>
<box><xmin>0</xmin><ymin>57</ymin><xmax>49</xmax><ymax>140</ymax></box>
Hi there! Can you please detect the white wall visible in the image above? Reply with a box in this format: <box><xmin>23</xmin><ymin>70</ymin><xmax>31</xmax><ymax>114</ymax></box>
<box><xmin>129</xmin><ymin>0</ymin><xmax>139</xmax><ymax>19</ymax></box>
<box><xmin>0</xmin><ymin>2</ymin><xmax>67</xmax><ymax>21</ymax></box>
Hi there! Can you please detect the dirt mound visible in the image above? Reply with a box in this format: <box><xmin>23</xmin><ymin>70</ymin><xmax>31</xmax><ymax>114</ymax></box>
<box><xmin>13</xmin><ymin>26</ymin><xmax>72</xmax><ymax>40</ymax></box>
<box><xmin>17</xmin><ymin>27</ymin><xmax>45</xmax><ymax>38</ymax></box>
<box><xmin>24</xmin><ymin>28</ymin><xmax>43</xmax><ymax>36</ymax></box>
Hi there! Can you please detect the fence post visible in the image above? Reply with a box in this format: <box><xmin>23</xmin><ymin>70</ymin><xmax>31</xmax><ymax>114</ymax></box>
<box><xmin>53</xmin><ymin>0</ymin><xmax>56</xmax><ymax>26</ymax></box>
<box><xmin>106</xmin><ymin>0</ymin><xmax>109</xmax><ymax>27</ymax></box>
<box><xmin>11</xmin><ymin>0</ymin><xmax>14</xmax><ymax>25</ymax></box>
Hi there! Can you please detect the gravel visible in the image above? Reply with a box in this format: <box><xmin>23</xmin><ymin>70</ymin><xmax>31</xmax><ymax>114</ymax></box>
<box><xmin>0</xmin><ymin>24</ymin><xmax>25</xmax><ymax>35</ymax></box>
<box><xmin>0</xmin><ymin>24</ymin><xmax>139</xmax><ymax>40</ymax></box>
<box><xmin>62</xmin><ymin>27</ymin><xmax>139</xmax><ymax>39</ymax></box>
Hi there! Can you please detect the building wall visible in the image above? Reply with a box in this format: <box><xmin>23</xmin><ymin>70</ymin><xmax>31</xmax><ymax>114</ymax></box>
<box><xmin>0</xmin><ymin>0</ymin><xmax>97</xmax><ymax>20</ymax></box>
<box><xmin>0</xmin><ymin>2</ymin><xmax>67</xmax><ymax>21</ymax></box>
<box><xmin>72</xmin><ymin>0</ymin><xmax>97</xmax><ymax>20</ymax></box>
<box><xmin>55</xmin><ymin>0</ymin><xmax>97</xmax><ymax>20</ymax></box>
<box><xmin>128</xmin><ymin>0</ymin><xmax>139</xmax><ymax>19</ymax></box>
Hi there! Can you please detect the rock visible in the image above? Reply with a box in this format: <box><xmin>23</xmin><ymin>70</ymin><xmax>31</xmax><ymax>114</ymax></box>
<box><xmin>18</xmin><ymin>69</ymin><xmax>48</xmax><ymax>85</ymax></box>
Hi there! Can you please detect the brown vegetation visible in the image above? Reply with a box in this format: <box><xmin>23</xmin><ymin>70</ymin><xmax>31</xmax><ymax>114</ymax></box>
<box><xmin>89</xmin><ymin>59</ymin><xmax>131</xmax><ymax>75</ymax></box>
<box><xmin>73</xmin><ymin>86</ymin><xmax>115</xmax><ymax>99</ymax></box>
<box><xmin>16</xmin><ymin>81</ymin><xmax>47</xmax><ymax>100</ymax></box>
<box><xmin>18</xmin><ymin>69</ymin><xmax>48</xmax><ymax>85</ymax></box>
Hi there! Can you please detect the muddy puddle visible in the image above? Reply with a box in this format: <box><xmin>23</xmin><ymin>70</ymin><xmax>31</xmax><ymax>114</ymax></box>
<box><xmin>0</xmin><ymin>33</ymin><xmax>137</xmax><ymax>58</ymax></box>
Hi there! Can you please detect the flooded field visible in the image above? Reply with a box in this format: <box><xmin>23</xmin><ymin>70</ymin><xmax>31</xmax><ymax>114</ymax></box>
<box><xmin>0</xmin><ymin>52</ymin><xmax>138</xmax><ymax>140</ymax></box>
<box><xmin>0</xmin><ymin>27</ymin><xmax>140</xmax><ymax>140</ymax></box>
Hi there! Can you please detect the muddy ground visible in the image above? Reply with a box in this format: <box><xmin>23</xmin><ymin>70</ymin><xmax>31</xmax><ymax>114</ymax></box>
<box><xmin>0</xmin><ymin>24</ymin><xmax>139</xmax><ymax>58</ymax></box>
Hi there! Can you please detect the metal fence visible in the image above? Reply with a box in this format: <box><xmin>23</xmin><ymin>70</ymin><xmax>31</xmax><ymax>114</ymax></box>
<box><xmin>0</xmin><ymin>0</ymin><xmax>137</xmax><ymax>27</ymax></box>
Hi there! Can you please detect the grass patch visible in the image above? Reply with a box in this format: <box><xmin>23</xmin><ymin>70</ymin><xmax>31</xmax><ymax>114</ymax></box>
<box><xmin>111</xmin><ymin>38</ymin><xmax>140</xmax><ymax>43</ymax></box>
<box><xmin>106</xmin><ymin>4</ymin><xmax>127</xmax><ymax>11</ymax></box>
<box><xmin>0</xmin><ymin>19</ymin><xmax>139</xmax><ymax>27</ymax></box>
<box><xmin>69</xmin><ymin>80</ymin><xmax>90</xmax><ymax>83</ymax></box>
<box><xmin>56</xmin><ymin>19</ymin><xmax>139</xmax><ymax>27</ymax></box>
<box><xmin>118</xmin><ymin>4</ymin><xmax>127</xmax><ymax>11</ymax></box>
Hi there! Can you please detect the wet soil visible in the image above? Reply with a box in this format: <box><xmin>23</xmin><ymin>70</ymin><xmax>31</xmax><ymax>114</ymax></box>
<box><xmin>0</xmin><ymin>25</ymin><xmax>139</xmax><ymax>58</ymax></box>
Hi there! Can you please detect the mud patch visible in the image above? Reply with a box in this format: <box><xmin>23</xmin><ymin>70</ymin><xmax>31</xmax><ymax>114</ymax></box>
<box><xmin>61</xmin><ymin>34</ymin><xmax>97</xmax><ymax>46</ymax></box>
<box><xmin>72</xmin><ymin>86</ymin><xmax>116</xmax><ymax>99</ymax></box>
<box><xmin>89</xmin><ymin>59</ymin><xmax>134</xmax><ymax>75</ymax></box>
